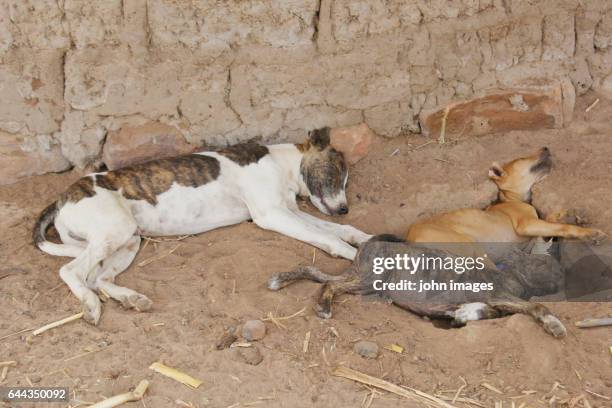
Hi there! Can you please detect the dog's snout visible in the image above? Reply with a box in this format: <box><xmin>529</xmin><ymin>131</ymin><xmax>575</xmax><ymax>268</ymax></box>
<box><xmin>337</xmin><ymin>205</ymin><xmax>349</xmax><ymax>215</ymax></box>
<box><xmin>540</xmin><ymin>147</ymin><xmax>550</xmax><ymax>157</ymax></box>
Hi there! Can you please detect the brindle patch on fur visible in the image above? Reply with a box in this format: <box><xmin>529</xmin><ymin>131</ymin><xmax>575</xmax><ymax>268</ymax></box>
<box><xmin>59</xmin><ymin>176</ymin><xmax>96</xmax><ymax>206</ymax></box>
<box><xmin>300</xmin><ymin>148</ymin><xmax>347</xmax><ymax>199</ymax></box>
<box><xmin>308</xmin><ymin>127</ymin><xmax>331</xmax><ymax>150</ymax></box>
<box><xmin>93</xmin><ymin>155</ymin><xmax>221</xmax><ymax>205</ymax></box>
<box><xmin>217</xmin><ymin>142</ymin><xmax>269</xmax><ymax>166</ymax></box>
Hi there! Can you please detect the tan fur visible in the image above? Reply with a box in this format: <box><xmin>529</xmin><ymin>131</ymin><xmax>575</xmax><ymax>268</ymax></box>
<box><xmin>406</xmin><ymin>148</ymin><xmax>606</xmax><ymax>246</ymax></box>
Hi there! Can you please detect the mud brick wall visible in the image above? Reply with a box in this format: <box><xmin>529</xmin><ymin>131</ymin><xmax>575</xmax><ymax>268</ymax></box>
<box><xmin>1</xmin><ymin>0</ymin><xmax>611</xmax><ymax>184</ymax></box>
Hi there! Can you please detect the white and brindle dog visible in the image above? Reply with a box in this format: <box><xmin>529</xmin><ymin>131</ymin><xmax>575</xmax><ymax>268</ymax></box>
<box><xmin>33</xmin><ymin>127</ymin><xmax>371</xmax><ymax>324</ymax></box>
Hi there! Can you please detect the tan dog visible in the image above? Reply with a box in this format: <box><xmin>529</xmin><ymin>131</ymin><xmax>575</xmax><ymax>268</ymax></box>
<box><xmin>406</xmin><ymin>147</ymin><xmax>606</xmax><ymax>247</ymax></box>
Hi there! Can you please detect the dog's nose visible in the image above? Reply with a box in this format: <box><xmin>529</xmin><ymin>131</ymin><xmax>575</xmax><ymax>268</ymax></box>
<box><xmin>337</xmin><ymin>205</ymin><xmax>349</xmax><ymax>215</ymax></box>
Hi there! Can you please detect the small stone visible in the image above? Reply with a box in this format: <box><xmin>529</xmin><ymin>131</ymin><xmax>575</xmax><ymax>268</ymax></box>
<box><xmin>354</xmin><ymin>341</ymin><xmax>379</xmax><ymax>359</ymax></box>
<box><xmin>0</xmin><ymin>133</ymin><xmax>70</xmax><ymax>186</ymax></box>
<box><xmin>30</xmin><ymin>374</ymin><xmax>42</xmax><ymax>383</ymax></box>
<box><xmin>236</xmin><ymin>346</ymin><xmax>263</xmax><ymax>366</ymax></box>
<box><xmin>419</xmin><ymin>82</ymin><xmax>570</xmax><ymax>139</ymax></box>
<box><xmin>241</xmin><ymin>320</ymin><xmax>266</xmax><ymax>341</ymax></box>
<box><xmin>330</xmin><ymin>123</ymin><xmax>375</xmax><ymax>165</ymax></box>
<box><xmin>215</xmin><ymin>327</ymin><xmax>237</xmax><ymax>350</ymax></box>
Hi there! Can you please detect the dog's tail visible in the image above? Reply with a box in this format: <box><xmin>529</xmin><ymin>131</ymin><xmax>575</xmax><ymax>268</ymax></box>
<box><xmin>33</xmin><ymin>202</ymin><xmax>83</xmax><ymax>257</ymax></box>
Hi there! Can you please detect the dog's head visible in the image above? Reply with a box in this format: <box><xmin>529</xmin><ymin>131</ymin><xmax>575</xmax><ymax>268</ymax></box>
<box><xmin>488</xmin><ymin>147</ymin><xmax>552</xmax><ymax>202</ymax></box>
<box><xmin>299</xmin><ymin>127</ymin><xmax>349</xmax><ymax>216</ymax></box>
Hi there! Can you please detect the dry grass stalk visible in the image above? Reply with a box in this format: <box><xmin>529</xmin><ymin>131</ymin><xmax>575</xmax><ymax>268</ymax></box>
<box><xmin>88</xmin><ymin>379</ymin><xmax>149</xmax><ymax>408</ymax></box>
<box><xmin>333</xmin><ymin>366</ymin><xmax>457</xmax><ymax>408</ymax></box>
<box><xmin>436</xmin><ymin>394</ymin><xmax>486</xmax><ymax>407</ymax></box>
<box><xmin>0</xmin><ymin>366</ymin><xmax>9</xmax><ymax>383</ymax></box>
<box><xmin>229</xmin><ymin>342</ymin><xmax>252</xmax><ymax>348</ymax></box>
<box><xmin>32</xmin><ymin>312</ymin><xmax>84</xmax><ymax>336</ymax></box>
<box><xmin>149</xmin><ymin>362</ymin><xmax>202</xmax><ymax>389</ymax></box>
<box><xmin>574</xmin><ymin>369</ymin><xmax>582</xmax><ymax>380</ymax></box>
<box><xmin>321</xmin><ymin>346</ymin><xmax>330</xmax><ymax>367</ymax></box>
<box><xmin>64</xmin><ymin>343</ymin><xmax>110</xmax><ymax>362</ymax></box>
<box><xmin>29</xmin><ymin>292</ymin><xmax>40</xmax><ymax>308</ymax></box>
<box><xmin>584</xmin><ymin>389</ymin><xmax>610</xmax><ymax>401</ymax></box>
<box><xmin>0</xmin><ymin>327</ymin><xmax>36</xmax><ymax>341</ymax></box>
<box><xmin>383</xmin><ymin>344</ymin><xmax>403</xmax><ymax>354</ymax></box>
<box><xmin>264</xmin><ymin>312</ymin><xmax>286</xmax><ymax>330</ymax></box>
<box><xmin>439</xmin><ymin>106</ymin><xmax>451</xmax><ymax>144</ymax></box>
<box><xmin>143</xmin><ymin>235</ymin><xmax>192</xmax><ymax>243</ymax></box>
<box><xmin>261</xmin><ymin>307</ymin><xmax>306</xmax><ymax>326</ymax></box>
<box><xmin>303</xmin><ymin>331</ymin><xmax>311</xmax><ymax>353</ymax></box>
<box><xmin>414</xmin><ymin>140</ymin><xmax>435</xmax><ymax>150</ymax></box>
<box><xmin>137</xmin><ymin>244</ymin><xmax>181</xmax><ymax>267</ymax></box>
<box><xmin>452</xmin><ymin>377</ymin><xmax>467</xmax><ymax>404</ymax></box>
<box><xmin>362</xmin><ymin>390</ymin><xmax>375</xmax><ymax>408</ymax></box>
<box><xmin>521</xmin><ymin>390</ymin><xmax>536</xmax><ymax>395</ymax></box>
<box><xmin>481</xmin><ymin>382</ymin><xmax>504</xmax><ymax>395</ymax></box>
<box><xmin>0</xmin><ymin>361</ymin><xmax>17</xmax><ymax>368</ymax></box>
<box><xmin>175</xmin><ymin>400</ymin><xmax>196</xmax><ymax>408</ymax></box>
<box><xmin>585</xmin><ymin>98</ymin><xmax>599</xmax><ymax>113</ymax></box>
<box><xmin>575</xmin><ymin>317</ymin><xmax>612</xmax><ymax>328</ymax></box>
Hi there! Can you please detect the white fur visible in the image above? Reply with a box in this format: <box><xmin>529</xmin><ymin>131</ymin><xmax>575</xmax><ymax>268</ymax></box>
<box><xmin>541</xmin><ymin>314</ymin><xmax>567</xmax><ymax>337</ymax></box>
<box><xmin>38</xmin><ymin>143</ymin><xmax>372</xmax><ymax>324</ymax></box>
<box><xmin>454</xmin><ymin>302</ymin><xmax>488</xmax><ymax>324</ymax></box>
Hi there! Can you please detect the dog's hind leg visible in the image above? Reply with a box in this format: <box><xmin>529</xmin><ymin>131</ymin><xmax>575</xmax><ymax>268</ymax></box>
<box><xmin>56</xmin><ymin>192</ymin><xmax>139</xmax><ymax>324</ymax></box>
<box><xmin>267</xmin><ymin>266</ymin><xmax>353</xmax><ymax>291</ymax></box>
<box><xmin>59</xmin><ymin>239</ymin><xmax>131</xmax><ymax>325</ymax></box>
<box><xmin>89</xmin><ymin>236</ymin><xmax>152</xmax><ymax>312</ymax></box>
<box><xmin>267</xmin><ymin>265</ymin><xmax>360</xmax><ymax>319</ymax></box>
<box><xmin>486</xmin><ymin>297</ymin><xmax>566</xmax><ymax>338</ymax></box>
<box><xmin>59</xmin><ymin>255</ymin><xmax>102</xmax><ymax>325</ymax></box>
<box><xmin>315</xmin><ymin>278</ymin><xmax>364</xmax><ymax>319</ymax></box>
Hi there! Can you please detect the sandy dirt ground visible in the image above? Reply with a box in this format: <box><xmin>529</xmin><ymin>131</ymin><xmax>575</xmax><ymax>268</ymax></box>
<box><xmin>1</xmin><ymin>93</ymin><xmax>611</xmax><ymax>408</ymax></box>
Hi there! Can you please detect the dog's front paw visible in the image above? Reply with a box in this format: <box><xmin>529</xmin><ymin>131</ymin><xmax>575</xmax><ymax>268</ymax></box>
<box><xmin>341</xmin><ymin>226</ymin><xmax>372</xmax><ymax>246</ymax></box>
<box><xmin>332</xmin><ymin>245</ymin><xmax>357</xmax><ymax>260</ymax></box>
<box><xmin>541</xmin><ymin>314</ymin><xmax>567</xmax><ymax>338</ymax></box>
<box><xmin>352</xmin><ymin>231</ymin><xmax>374</xmax><ymax>246</ymax></box>
<box><xmin>584</xmin><ymin>228</ymin><xmax>607</xmax><ymax>244</ymax></box>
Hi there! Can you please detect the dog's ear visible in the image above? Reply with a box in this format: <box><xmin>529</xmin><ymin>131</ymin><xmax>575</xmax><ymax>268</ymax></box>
<box><xmin>488</xmin><ymin>162</ymin><xmax>506</xmax><ymax>179</ymax></box>
<box><xmin>307</xmin><ymin>127</ymin><xmax>330</xmax><ymax>151</ymax></box>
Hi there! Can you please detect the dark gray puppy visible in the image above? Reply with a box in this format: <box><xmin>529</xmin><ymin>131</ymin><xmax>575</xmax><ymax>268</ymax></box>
<box><xmin>268</xmin><ymin>234</ymin><xmax>571</xmax><ymax>338</ymax></box>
